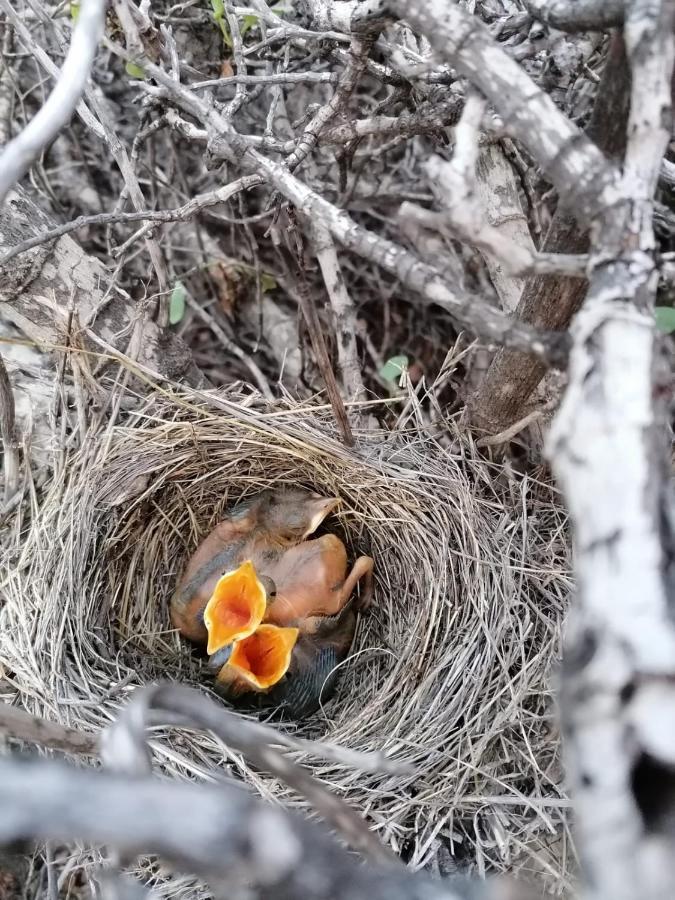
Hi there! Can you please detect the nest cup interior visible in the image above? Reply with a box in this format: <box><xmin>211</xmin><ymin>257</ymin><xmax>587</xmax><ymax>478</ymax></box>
<box><xmin>0</xmin><ymin>391</ymin><xmax>571</xmax><ymax>890</ymax></box>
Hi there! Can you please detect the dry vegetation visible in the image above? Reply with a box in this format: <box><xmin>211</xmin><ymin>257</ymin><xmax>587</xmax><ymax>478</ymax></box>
<box><xmin>1</xmin><ymin>2</ymin><xmax>675</xmax><ymax>900</ymax></box>
<box><xmin>1</xmin><ymin>388</ymin><xmax>572</xmax><ymax>893</ymax></box>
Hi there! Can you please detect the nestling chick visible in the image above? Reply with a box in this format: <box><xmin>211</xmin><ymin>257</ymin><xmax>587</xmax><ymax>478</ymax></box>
<box><xmin>209</xmin><ymin>537</ymin><xmax>373</xmax><ymax>718</ymax></box>
<box><xmin>170</xmin><ymin>488</ymin><xmax>339</xmax><ymax>650</ymax></box>
<box><xmin>214</xmin><ymin>588</ymin><xmax>364</xmax><ymax>719</ymax></box>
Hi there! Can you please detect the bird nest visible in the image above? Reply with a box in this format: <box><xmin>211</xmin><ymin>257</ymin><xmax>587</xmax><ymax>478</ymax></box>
<box><xmin>0</xmin><ymin>387</ymin><xmax>572</xmax><ymax>894</ymax></box>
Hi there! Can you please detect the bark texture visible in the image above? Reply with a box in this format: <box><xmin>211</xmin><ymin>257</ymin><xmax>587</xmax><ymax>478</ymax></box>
<box><xmin>467</xmin><ymin>32</ymin><xmax>632</xmax><ymax>434</ymax></box>
<box><xmin>0</xmin><ymin>188</ymin><xmax>202</xmax><ymax>385</ymax></box>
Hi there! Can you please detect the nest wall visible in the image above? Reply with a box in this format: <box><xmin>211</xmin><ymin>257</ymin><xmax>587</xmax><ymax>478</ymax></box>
<box><xmin>0</xmin><ymin>389</ymin><xmax>572</xmax><ymax>894</ymax></box>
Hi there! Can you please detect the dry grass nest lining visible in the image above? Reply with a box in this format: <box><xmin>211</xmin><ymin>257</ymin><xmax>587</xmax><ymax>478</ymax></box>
<box><xmin>0</xmin><ymin>387</ymin><xmax>572</xmax><ymax>892</ymax></box>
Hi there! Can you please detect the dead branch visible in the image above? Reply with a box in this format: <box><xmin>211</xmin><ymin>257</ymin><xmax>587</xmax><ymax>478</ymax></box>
<box><xmin>474</xmin><ymin>143</ymin><xmax>534</xmax><ymax>315</ymax></box>
<box><xmin>0</xmin><ymin>703</ymin><xmax>99</xmax><ymax>756</ymax></box>
<box><xmin>0</xmin><ymin>176</ymin><xmax>261</xmax><ymax>267</ymax></box>
<box><xmin>126</xmin><ymin>54</ymin><xmax>570</xmax><ymax>365</ymax></box>
<box><xmin>0</xmin><ymin>754</ymin><xmax>518</xmax><ymax>900</ymax></box>
<box><xmin>299</xmin><ymin>0</ymin><xmax>386</xmax><ymax>33</ymax></box>
<box><xmin>307</xmin><ymin>220</ymin><xmax>366</xmax><ymax>403</ymax></box>
<box><xmin>0</xmin><ymin>352</ymin><xmax>19</xmax><ymax>502</ymax></box>
<box><xmin>0</xmin><ymin>0</ymin><xmax>105</xmax><ymax>204</ymax></box>
<box><xmin>524</xmin><ymin>0</ymin><xmax>626</xmax><ymax>31</ymax></box>
<box><xmin>102</xmin><ymin>684</ymin><xmax>391</xmax><ymax>864</ymax></box>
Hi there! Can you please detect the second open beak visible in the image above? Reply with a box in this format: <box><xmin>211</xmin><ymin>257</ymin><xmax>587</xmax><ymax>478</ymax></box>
<box><xmin>221</xmin><ymin>624</ymin><xmax>299</xmax><ymax>691</ymax></box>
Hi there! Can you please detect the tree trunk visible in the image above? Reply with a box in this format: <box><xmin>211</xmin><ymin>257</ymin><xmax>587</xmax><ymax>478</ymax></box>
<box><xmin>467</xmin><ymin>32</ymin><xmax>631</xmax><ymax>434</ymax></box>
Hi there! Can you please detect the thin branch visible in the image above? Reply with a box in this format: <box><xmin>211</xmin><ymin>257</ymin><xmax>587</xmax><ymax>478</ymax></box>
<box><xmin>307</xmin><ymin>219</ymin><xmax>366</xmax><ymax>403</ymax></box>
<box><xmin>0</xmin><ymin>703</ymin><xmax>98</xmax><ymax>756</ymax></box>
<box><xmin>126</xmin><ymin>53</ymin><xmax>569</xmax><ymax>364</ymax></box>
<box><xmin>192</xmin><ymin>71</ymin><xmax>339</xmax><ymax>88</ymax></box>
<box><xmin>102</xmin><ymin>684</ymin><xmax>393</xmax><ymax>865</ymax></box>
<box><xmin>278</xmin><ymin>225</ymin><xmax>355</xmax><ymax>445</ymax></box>
<box><xmin>183</xmin><ymin>291</ymin><xmax>274</xmax><ymax>400</ymax></box>
<box><xmin>285</xmin><ymin>34</ymin><xmax>373</xmax><ymax>173</ymax></box>
<box><xmin>319</xmin><ymin>99</ymin><xmax>462</xmax><ymax>143</ymax></box>
<box><xmin>0</xmin><ymin>0</ymin><xmax>105</xmax><ymax>204</ymax></box>
<box><xmin>0</xmin><ymin>175</ymin><xmax>262</xmax><ymax>267</ymax></box>
<box><xmin>0</xmin><ymin>354</ymin><xmax>19</xmax><ymax>501</ymax></box>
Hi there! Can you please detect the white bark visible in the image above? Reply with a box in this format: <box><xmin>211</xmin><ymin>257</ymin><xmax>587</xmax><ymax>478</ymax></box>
<box><xmin>0</xmin><ymin>0</ymin><xmax>105</xmax><ymax>204</ymax></box>
<box><xmin>546</xmin><ymin>3</ymin><xmax>675</xmax><ymax>899</ymax></box>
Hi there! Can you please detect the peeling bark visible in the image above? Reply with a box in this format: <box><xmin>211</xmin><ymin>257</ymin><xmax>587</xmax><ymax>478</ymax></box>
<box><xmin>0</xmin><ymin>188</ymin><xmax>202</xmax><ymax>386</ymax></box>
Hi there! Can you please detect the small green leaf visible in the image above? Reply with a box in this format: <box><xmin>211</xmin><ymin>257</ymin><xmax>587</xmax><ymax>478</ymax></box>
<box><xmin>379</xmin><ymin>355</ymin><xmax>409</xmax><ymax>385</ymax></box>
<box><xmin>655</xmin><ymin>306</ymin><xmax>675</xmax><ymax>334</ymax></box>
<box><xmin>125</xmin><ymin>61</ymin><xmax>146</xmax><ymax>79</ymax></box>
<box><xmin>210</xmin><ymin>0</ymin><xmax>232</xmax><ymax>45</ymax></box>
<box><xmin>260</xmin><ymin>272</ymin><xmax>277</xmax><ymax>293</ymax></box>
<box><xmin>169</xmin><ymin>280</ymin><xmax>187</xmax><ymax>325</ymax></box>
<box><xmin>69</xmin><ymin>1</ymin><xmax>80</xmax><ymax>19</ymax></box>
<box><xmin>241</xmin><ymin>13</ymin><xmax>259</xmax><ymax>34</ymax></box>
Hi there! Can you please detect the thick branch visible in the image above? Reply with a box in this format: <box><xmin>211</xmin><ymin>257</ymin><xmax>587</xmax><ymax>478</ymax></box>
<box><xmin>390</xmin><ymin>0</ymin><xmax>621</xmax><ymax>224</ymax></box>
<box><xmin>300</xmin><ymin>0</ymin><xmax>386</xmax><ymax>33</ymax></box>
<box><xmin>0</xmin><ymin>757</ymin><xmax>511</xmax><ymax>900</ymax></box>
<box><xmin>103</xmin><ymin>684</ymin><xmax>390</xmax><ymax>864</ymax></box>
<box><xmin>524</xmin><ymin>0</ymin><xmax>625</xmax><ymax>32</ymax></box>
<box><xmin>467</xmin><ymin>31</ymin><xmax>632</xmax><ymax>433</ymax></box>
<box><xmin>548</xmin><ymin>3</ymin><xmax>675</xmax><ymax>900</ymax></box>
<box><xmin>0</xmin><ymin>703</ymin><xmax>98</xmax><ymax>756</ymax></box>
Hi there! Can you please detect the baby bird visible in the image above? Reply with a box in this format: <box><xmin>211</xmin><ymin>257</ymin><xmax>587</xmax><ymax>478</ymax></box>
<box><xmin>170</xmin><ymin>488</ymin><xmax>340</xmax><ymax>651</ymax></box>
<box><xmin>213</xmin><ymin>587</ymin><xmax>365</xmax><ymax>718</ymax></box>
<box><xmin>209</xmin><ymin>538</ymin><xmax>374</xmax><ymax>718</ymax></box>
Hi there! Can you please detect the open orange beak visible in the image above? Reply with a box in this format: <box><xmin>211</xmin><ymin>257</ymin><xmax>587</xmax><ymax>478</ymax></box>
<box><xmin>203</xmin><ymin>560</ymin><xmax>267</xmax><ymax>655</ymax></box>
<box><xmin>222</xmin><ymin>624</ymin><xmax>299</xmax><ymax>691</ymax></box>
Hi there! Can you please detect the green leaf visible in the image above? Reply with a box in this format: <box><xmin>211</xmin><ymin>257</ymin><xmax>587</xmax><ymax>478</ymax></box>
<box><xmin>169</xmin><ymin>280</ymin><xmax>187</xmax><ymax>325</ymax></box>
<box><xmin>210</xmin><ymin>0</ymin><xmax>232</xmax><ymax>45</ymax></box>
<box><xmin>378</xmin><ymin>355</ymin><xmax>408</xmax><ymax>385</ymax></box>
<box><xmin>69</xmin><ymin>1</ymin><xmax>80</xmax><ymax>19</ymax></box>
<box><xmin>260</xmin><ymin>272</ymin><xmax>277</xmax><ymax>293</ymax></box>
<box><xmin>125</xmin><ymin>61</ymin><xmax>146</xmax><ymax>79</ymax></box>
<box><xmin>655</xmin><ymin>306</ymin><xmax>675</xmax><ymax>334</ymax></box>
<box><xmin>241</xmin><ymin>13</ymin><xmax>259</xmax><ymax>34</ymax></box>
